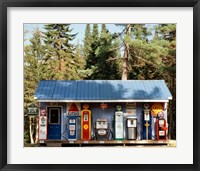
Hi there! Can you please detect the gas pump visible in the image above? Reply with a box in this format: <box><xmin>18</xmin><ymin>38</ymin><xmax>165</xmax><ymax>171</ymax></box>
<box><xmin>127</xmin><ymin>116</ymin><xmax>137</xmax><ymax>140</ymax></box>
<box><xmin>67</xmin><ymin>116</ymin><xmax>78</xmax><ymax>140</ymax></box>
<box><xmin>81</xmin><ymin>104</ymin><xmax>91</xmax><ymax>140</ymax></box>
<box><xmin>143</xmin><ymin>103</ymin><xmax>152</xmax><ymax>140</ymax></box>
<box><xmin>151</xmin><ymin>103</ymin><xmax>165</xmax><ymax>140</ymax></box>
<box><xmin>156</xmin><ymin>111</ymin><xmax>167</xmax><ymax>140</ymax></box>
<box><xmin>67</xmin><ymin>103</ymin><xmax>81</xmax><ymax>140</ymax></box>
<box><xmin>114</xmin><ymin>105</ymin><xmax>124</xmax><ymax>140</ymax></box>
<box><xmin>39</xmin><ymin>108</ymin><xmax>47</xmax><ymax>140</ymax></box>
<box><xmin>93</xmin><ymin>119</ymin><xmax>111</xmax><ymax>140</ymax></box>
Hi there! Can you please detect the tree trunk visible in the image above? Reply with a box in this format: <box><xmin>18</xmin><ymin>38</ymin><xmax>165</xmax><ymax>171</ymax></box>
<box><xmin>122</xmin><ymin>45</ymin><xmax>129</xmax><ymax>80</ymax></box>
<box><xmin>122</xmin><ymin>24</ymin><xmax>131</xmax><ymax>80</ymax></box>
<box><xmin>29</xmin><ymin>116</ymin><xmax>34</xmax><ymax>144</ymax></box>
<box><xmin>34</xmin><ymin>117</ymin><xmax>39</xmax><ymax>143</ymax></box>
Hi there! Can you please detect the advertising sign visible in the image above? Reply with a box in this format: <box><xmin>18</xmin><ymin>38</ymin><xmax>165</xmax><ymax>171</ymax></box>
<box><xmin>126</xmin><ymin>102</ymin><xmax>136</xmax><ymax>114</ymax></box>
<box><xmin>100</xmin><ymin>103</ymin><xmax>108</xmax><ymax>109</ymax></box>
<box><xmin>40</xmin><ymin>109</ymin><xmax>46</xmax><ymax>116</ymax></box>
<box><xmin>151</xmin><ymin>103</ymin><xmax>164</xmax><ymax>116</ymax></box>
<box><xmin>67</xmin><ymin>103</ymin><xmax>80</xmax><ymax>116</ymax></box>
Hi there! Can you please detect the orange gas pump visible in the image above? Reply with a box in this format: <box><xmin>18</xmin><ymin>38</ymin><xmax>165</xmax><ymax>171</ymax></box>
<box><xmin>156</xmin><ymin>111</ymin><xmax>167</xmax><ymax>140</ymax></box>
<box><xmin>81</xmin><ymin>104</ymin><xmax>91</xmax><ymax>140</ymax></box>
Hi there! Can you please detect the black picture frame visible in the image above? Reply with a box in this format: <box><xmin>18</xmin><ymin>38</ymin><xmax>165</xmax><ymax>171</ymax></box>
<box><xmin>0</xmin><ymin>0</ymin><xmax>199</xmax><ymax>171</ymax></box>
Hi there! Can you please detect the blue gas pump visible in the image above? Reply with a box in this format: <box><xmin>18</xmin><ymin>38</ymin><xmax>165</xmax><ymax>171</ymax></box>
<box><xmin>143</xmin><ymin>103</ymin><xmax>152</xmax><ymax>140</ymax></box>
<box><xmin>67</xmin><ymin>116</ymin><xmax>78</xmax><ymax>140</ymax></box>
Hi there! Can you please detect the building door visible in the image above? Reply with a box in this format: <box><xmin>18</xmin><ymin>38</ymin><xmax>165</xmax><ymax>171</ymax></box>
<box><xmin>47</xmin><ymin>107</ymin><xmax>61</xmax><ymax>140</ymax></box>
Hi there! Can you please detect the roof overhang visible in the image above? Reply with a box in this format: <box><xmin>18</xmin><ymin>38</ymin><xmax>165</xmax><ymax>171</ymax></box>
<box><xmin>34</xmin><ymin>80</ymin><xmax>173</xmax><ymax>102</ymax></box>
<box><xmin>35</xmin><ymin>99</ymin><xmax>170</xmax><ymax>103</ymax></box>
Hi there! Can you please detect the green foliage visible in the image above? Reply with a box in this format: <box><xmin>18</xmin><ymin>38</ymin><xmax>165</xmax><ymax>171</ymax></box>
<box><xmin>83</xmin><ymin>24</ymin><xmax>92</xmax><ymax>58</ymax></box>
<box><xmin>43</xmin><ymin>24</ymin><xmax>76</xmax><ymax>52</ymax></box>
<box><xmin>84</xmin><ymin>24</ymin><xmax>120</xmax><ymax>79</ymax></box>
<box><xmin>101</xmin><ymin>24</ymin><xmax>107</xmax><ymax>36</ymax></box>
<box><xmin>92</xmin><ymin>24</ymin><xmax>99</xmax><ymax>41</ymax></box>
<box><xmin>131</xmin><ymin>24</ymin><xmax>150</xmax><ymax>40</ymax></box>
<box><xmin>42</xmin><ymin>24</ymin><xmax>83</xmax><ymax>80</ymax></box>
<box><xmin>96</xmin><ymin>32</ymin><xmax>120</xmax><ymax>79</ymax></box>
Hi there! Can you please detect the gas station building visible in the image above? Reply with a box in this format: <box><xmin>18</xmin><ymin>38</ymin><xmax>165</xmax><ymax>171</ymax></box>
<box><xmin>34</xmin><ymin>80</ymin><xmax>172</xmax><ymax>146</ymax></box>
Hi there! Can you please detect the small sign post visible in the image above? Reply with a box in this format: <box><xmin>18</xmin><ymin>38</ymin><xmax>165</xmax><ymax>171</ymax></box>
<box><xmin>27</xmin><ymin>103</ymin><xmax>38</xmax><ymax>116</ymax></box>
<box><xmin>27</xmin><ymin>103</ymin><xmax>39</xmax><ymax>144</ymax></box>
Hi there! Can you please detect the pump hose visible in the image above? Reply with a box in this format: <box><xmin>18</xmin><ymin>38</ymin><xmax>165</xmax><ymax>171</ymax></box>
<box><xmin>60</xmin><ymin>124</ymin><xmax>68</xmax><ymax>136</ymax></box>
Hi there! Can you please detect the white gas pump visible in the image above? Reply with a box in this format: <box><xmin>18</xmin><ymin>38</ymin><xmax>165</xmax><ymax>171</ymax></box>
<box><xmin>39</xmin><ymin>108</ymin><xmax>47</xmax><ymax>141</ymax></box>
<box><xmin>114</xmin><ymin>105</ymin><xmax>124</xmax><ymax>140</ymax></box>
<box><xmin>39</xmin><ymin>116</ymin><xmax>47</xmax><ymax>140</ymax></box>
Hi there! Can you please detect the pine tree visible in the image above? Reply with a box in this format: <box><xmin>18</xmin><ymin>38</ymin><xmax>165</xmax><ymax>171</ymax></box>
<box><xmin>83</xmin><ymin>24</ymin><xmax>92</xmax><ymax>58</ymax></box>
<box><xmin>69</xmin><ymin>40</ymin><xmax>85</xmax><ymax>80</ymax></box>
<box><xmin>115</xmin><ymin>24</ymin><xmax>152</xmax><ymax>80</ymax></box>
<box><xmin>114</xmin><ymin>24</ymin><xmax>164</xmax><ymax>80</ymax></box>
<box><xmin>84</xmin><ymin>24</ymin><xmax>100</xmax><ymax>78</ymax></box>
<box><xmin>85</xmin><ymin>24</ymin><xmax>120</xmax><ymax>79</ymax></box>
<box><xmin>101</xmin><ymin>24</ymin><xmax>107</xmax><ymax>36</ymax></box>
<box><xmin>92</xmin><ymin>24</ymin><xmax>99</xmax><ymax>41</ymax></box>
<box><xmin>43</xmin><ymin>24</ymin><xmax>78</xmax><ymax>79</ymax></box>
<box><xmin>96</xmin><ymin>27</ymin><xmax>120</xmax><ymax>79</ymax></box>
<box><xmin>122</xmin><ymin>24</ymin><xmax>131</xmax><ymax>80</ymax></box>
<box><xmin>24</xmin><ymin>28</ymin><xmax>45</xmax><ymax>108</ymax></box>
<box><xmin>114</xmin><ymin>24</ymin><xmax>136</xmax><ymax>80</ymax></box>
<box><xmin>84</xmin><ymin>40</ymin><xmax>99</xmax><ymax>78</ymax></box>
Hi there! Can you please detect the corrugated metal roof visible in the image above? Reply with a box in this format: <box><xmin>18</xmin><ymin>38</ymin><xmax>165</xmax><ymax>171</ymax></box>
<box><xmin>34</xmin><ymin>80</ymin><xmax>172</xmax><ymax>102</ymax></box>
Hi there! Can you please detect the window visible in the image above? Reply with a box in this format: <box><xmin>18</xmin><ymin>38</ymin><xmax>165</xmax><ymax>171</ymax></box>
<box><xmin>49</xmin><ymin>108</ymin><xmax>60</xmax><ymax>124</ymax></box>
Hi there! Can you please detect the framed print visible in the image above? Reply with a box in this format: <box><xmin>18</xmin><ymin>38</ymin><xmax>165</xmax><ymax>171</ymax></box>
<box><xmin>0</xmin><ymin>0</ymin><xmax>199</xmax><ymax>171</ymax></box>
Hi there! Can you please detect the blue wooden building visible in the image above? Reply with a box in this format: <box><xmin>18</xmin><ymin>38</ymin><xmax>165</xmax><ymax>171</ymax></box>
<box><xmin>34</xmin><ymin>80</ymin><xmax>172</xmax><ymax>145</ymax></box>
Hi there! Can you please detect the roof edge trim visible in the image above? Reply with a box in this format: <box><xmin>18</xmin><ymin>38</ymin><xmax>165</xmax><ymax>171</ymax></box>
<box><xmin>37</xmin><ymin>99</ymin><xmax>169</xmax><ymax>103</ymax></box>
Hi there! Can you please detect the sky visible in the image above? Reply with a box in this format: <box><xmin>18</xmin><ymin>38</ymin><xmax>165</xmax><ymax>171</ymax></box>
<box><xmin>24</xmin><ymin>24</ymin><xmax>125</xmax><ymax>45</ymax></box>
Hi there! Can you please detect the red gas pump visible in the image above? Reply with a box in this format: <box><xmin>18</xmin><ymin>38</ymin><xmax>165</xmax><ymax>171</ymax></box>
<box><xmin>156</xmin><ymin>111</ymin><xmax>167</xmax><ymax>140</ymax></box>
<box><xmin>81</xmin><ymin>104</ymin><xmax>91</xmax><ymax>140</ymax></box>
